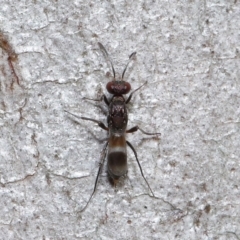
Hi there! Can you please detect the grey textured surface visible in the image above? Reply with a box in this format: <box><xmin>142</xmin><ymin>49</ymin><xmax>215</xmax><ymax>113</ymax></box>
<box><xmin>0</xmin><ymin>0</ymin><xmax>239</xmax><ymax>239</ymax></box>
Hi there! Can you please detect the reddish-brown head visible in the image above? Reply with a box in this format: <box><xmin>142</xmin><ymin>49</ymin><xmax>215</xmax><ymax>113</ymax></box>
<box><xmin>106</xmin><ymin>81</ymin><xmax>131</xmax><ymax>95</ymax></box>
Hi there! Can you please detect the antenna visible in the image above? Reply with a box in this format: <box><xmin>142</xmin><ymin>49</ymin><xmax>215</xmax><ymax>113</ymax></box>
<box><xmin>121</xmin><ymin>51</ymin><xmax>137</xmax><ymax>80</ymax></box>
<box><xmin>98</xmin><ymin>42</ymin><xmax>116</xmax><ymax>79</ymax></box>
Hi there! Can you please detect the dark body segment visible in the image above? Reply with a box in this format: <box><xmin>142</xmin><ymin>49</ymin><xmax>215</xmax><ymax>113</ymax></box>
<box><xmin>107</xmin><ymin>94</ymin><xmax>128</xmax><ymax>183</ymax></box>
<box><xmin>108</xmin><ymin>95</ymin><xmax>128</xmax><ymax>133</ymax></box>
<box><xmin>108</xmin><ymin>135</ymin><xmax>127</xmax><ymax>181</ymax></box>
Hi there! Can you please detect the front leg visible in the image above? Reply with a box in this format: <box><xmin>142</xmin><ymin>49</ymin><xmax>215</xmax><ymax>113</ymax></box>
<box><xmin>126</xmin><ymin>81</ymin><xmax>147</xmax><ymax>104</ymax></box>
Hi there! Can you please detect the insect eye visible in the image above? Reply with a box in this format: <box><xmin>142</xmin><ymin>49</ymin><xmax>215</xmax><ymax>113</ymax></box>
<box><xmin>123</xmin><ymin>82</ymin><xmax>131</xmax><ymax>94</ymax></box>
<box><xmin>106</xmin><ymin>81</ymin><xmax>114</xmax><ymax>94</ymax></box>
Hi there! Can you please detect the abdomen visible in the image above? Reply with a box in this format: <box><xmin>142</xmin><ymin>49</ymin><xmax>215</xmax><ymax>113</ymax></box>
<box><xmin>107</xmin><ymin>135</ymin><xmax>127</xmax><ymax>182</ymax></box>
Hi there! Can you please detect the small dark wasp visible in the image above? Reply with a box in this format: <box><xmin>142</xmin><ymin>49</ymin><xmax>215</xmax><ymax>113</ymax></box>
<box><xmin>65</xmin><ymin>43</ymin><xmax>160</xmax><ymax>211</ymax></box>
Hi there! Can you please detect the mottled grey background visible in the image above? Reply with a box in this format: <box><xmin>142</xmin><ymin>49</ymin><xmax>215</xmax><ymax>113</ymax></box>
<box><xmin>0</xmin><ymin>0</ymin><xmax>239</xmax><ymax>239</ymax></box>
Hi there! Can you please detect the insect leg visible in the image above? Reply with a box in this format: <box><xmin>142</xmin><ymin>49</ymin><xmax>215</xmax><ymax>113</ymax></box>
<box><xmin>126</xmin><ymin>141</ymin><xmax>155</xmax><ymax>197</ymax></box>
<box><xmin>126</xmin><ymin>126</ymin><xmax>161</xmax><ymax>135</ymax></box>
<box><xmin>80</xmin><ymin>141</ymin><xmax>109</xmax><ymax>212</ymax></box>
<box><xmin>126</xmin><ymin>81</ymin><xmax>147</xmax><ymax>104</ymax></box>
<box><xmin>83</xmin><ymin>94</ymin><xmax>109</xmax><ymax>106</ymax></box>
<box><xmin>64</xmin><ymin>110</ymin><xmax>109</xmax><ymax>131</ymax></box>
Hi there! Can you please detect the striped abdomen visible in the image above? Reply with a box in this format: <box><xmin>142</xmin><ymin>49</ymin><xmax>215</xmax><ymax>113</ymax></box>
<box><xmin>107</xmin><ymin>135</ymin><xmax>127</xmax><ymax>183</ymax></box>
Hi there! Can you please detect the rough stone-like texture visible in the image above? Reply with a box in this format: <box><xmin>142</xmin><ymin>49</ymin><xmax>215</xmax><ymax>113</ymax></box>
<box><xmin>0</xmin><ymin>0</ymin><xmax>239</xmax><ymax>239</ymax></box>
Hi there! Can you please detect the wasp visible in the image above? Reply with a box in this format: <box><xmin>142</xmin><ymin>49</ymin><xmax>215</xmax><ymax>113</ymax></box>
<box><xmin>65</xmin><ymin>43</ymin><xmax>160</xmax><ymax>211</ymax></box>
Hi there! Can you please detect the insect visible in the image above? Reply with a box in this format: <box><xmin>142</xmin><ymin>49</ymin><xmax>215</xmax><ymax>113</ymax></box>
<box><xmin>65</xmin><ymin>43</ymin><xmax>160</xmax><ymax>211</ymax></box>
